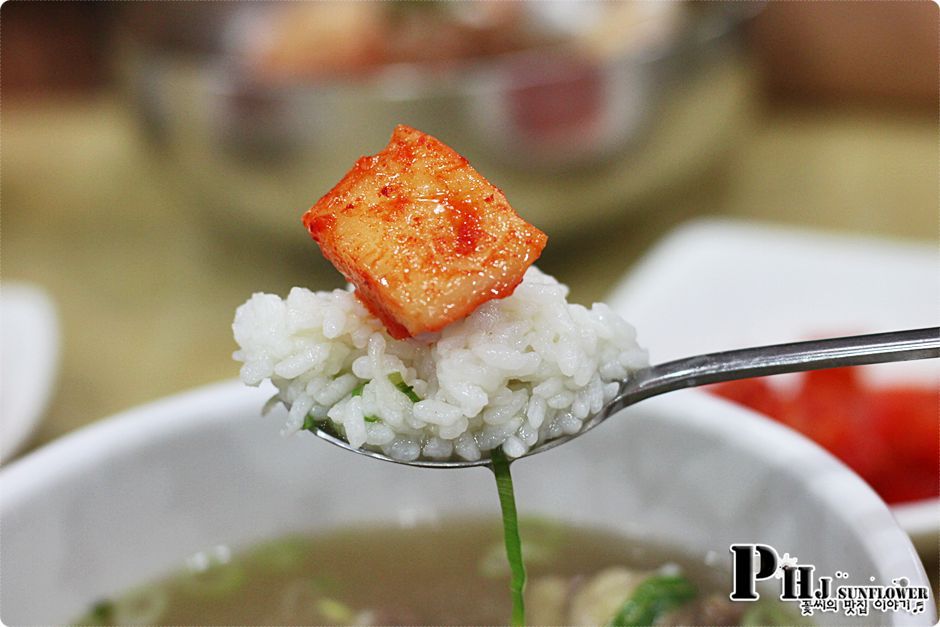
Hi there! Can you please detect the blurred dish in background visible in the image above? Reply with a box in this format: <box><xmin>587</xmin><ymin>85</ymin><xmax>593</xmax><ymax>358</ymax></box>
<box><xmin>224</xmin><ymin>2</ymin><xmax>682</xmax><ymax>168</ymax></box>
<box><xmin>227</xmin><ymin>2</ymin><xmax>679</xmax><ymax>81</ymax></box>
<box><xmin>607</xmin><ymin>219</ymin><xmax>939</xmax><ymax>552</ymax></box>
<box><xmin>117</xmin><ymin>2</ymin><xmax>758</xmax><ymax>239</ymax></box>
<box><xmin>751</xmin><ymin>2</ymin><xmax>936</xmax><ymax>110</ymax></box>
<box><xmin>0</xmin><ymin>283</ymin><xmax>59</xmax><ymax>462</ymax></box>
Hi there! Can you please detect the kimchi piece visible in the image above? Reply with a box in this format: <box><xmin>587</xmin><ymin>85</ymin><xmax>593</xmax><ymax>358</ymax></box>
<box><xmin>303</xmin><ymin>125</ymin><xmax>547</xmax><ymax>339</ymax></box>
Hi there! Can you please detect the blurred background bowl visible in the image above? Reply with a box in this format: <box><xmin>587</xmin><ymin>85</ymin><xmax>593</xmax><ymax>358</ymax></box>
<box><xmin>116</xmin><ymin>2</ymin><xmax>758</xmax><ymax>239</ymax></box>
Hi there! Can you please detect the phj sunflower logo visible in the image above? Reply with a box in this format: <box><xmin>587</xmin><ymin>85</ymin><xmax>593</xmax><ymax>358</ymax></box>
<box><xmin>729</xmin><ymin>544</ymin><xmax>931</xmax><ymax>618</ymax></box>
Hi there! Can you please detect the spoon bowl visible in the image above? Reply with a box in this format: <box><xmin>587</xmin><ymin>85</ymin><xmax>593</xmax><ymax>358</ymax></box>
<box><xmin>309</xmin><ymin>327</ymin><xmax>940</xmax><ymax>468</ymax></box>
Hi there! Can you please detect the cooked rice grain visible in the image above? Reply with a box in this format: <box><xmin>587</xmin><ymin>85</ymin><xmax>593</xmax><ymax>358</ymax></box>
<box><xmin>233</xmin><ymin>268</ymin><xmax>647</xmax><ymax>461</ymax></box>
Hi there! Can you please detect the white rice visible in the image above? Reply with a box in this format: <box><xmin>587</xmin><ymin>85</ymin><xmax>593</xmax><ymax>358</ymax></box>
<box><xmin>233</xmin><ymin>267</ymin><xmax>647</xmax><ymax>461</ymax></box>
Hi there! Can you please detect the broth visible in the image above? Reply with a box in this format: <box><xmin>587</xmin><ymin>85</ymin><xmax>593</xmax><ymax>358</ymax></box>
<box><xmin>75</xmin><ymin>519</ymin><xmax>796</xmax><ymax>626</ymax></box>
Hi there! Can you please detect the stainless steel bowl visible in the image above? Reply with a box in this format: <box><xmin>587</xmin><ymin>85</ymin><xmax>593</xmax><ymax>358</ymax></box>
<box><xmin>118</xmin><ymin>3</ymin><xmax>759</xmax><ymax>240</ymax></box>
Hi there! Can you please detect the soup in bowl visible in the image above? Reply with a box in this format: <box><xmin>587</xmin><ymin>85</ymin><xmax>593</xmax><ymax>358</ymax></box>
<box><xmin>0</xmin><ymin>381</ymin><xmax>933</xmax><ymax>625</ymax></box>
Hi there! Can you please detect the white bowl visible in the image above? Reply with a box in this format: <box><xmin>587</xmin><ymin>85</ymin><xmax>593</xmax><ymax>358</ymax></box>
<box><xmin>0</xmin><ymin>282</ymin><xmax>59</xmax><ymax>462</ymax></box>
<box><xmin>1</xmin><ymin>380</ymin><xmax>933</xmax><ymax>625</ymax></box>
<box><xmin>607</xmin><ymin>219</ymin><xmax>939</xmax><ymax>550</ymax></box>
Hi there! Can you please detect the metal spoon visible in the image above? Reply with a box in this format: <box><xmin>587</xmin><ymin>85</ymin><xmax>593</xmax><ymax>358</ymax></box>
<box><xmin>309</xmin><ymin>327</ymin><xmax>939</xmax><ymax>469</ymax></box>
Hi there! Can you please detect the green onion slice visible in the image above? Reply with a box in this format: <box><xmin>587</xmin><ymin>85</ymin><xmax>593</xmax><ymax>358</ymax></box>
<box><xmin>491</xmin><ymin>448</ymin><xmax>526</xmax><ymax>626</ymax></box>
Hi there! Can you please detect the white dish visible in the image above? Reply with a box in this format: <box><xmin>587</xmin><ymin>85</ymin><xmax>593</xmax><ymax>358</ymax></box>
<box><xmin>607</xmin><ymin>218</ymin><xmax>939</xmax><ymax>550</ymax></box>
<box><xmin>0</xmin><ymin>379</ymin><xmax>933</xmax><ymax>624</ymax></box>
<box><xmin>0</xmin><ymin>282</ymin><xmax>59</xmax><ymax>462</ymax></box>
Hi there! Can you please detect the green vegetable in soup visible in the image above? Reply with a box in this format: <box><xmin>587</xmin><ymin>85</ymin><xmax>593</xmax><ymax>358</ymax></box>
<box><xmin>72</xmin><ymin>522</ymin><xmax>794</xmax><ymax>626</ymax></box>
<box><xmin>479</xmin><ymin>517</ymin><xmax>567</xmax><ymax>578</ymax></box>
<box><xmin>77</xmin><ymin>600</ymin><xmax>115</xmax><ymax>626</ymax></box>
<box><xmin>111</xmin><ymin>586</ymin><xmax>168</xmax><ymax>625</ymax></box>
<box><xmin>607</xmin><ymin>574</ymin><xmax>697</xmax><ymax>626</ymax></box>
<box><xmin>741</xmin><ymin>599</ymin><xmax>803</xmax><ymax>626</ymax></box>
<box><xmin>491</xmin><ymin>448</ymin><xmax>527</xmax><ymax>626</ymax></box>
<box><xmin>250</xmin><ymin>536</ymin><xmax>309</xmax><ymax>574</ymax></box>
<box><xmin>180</xmin><ymin>562</ymin><xmax>246</xmax><ymax>599</ymax></box>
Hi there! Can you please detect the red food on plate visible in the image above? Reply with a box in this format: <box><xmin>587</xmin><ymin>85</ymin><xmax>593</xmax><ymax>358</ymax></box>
<box><xmin>868</xmin><ymin>386</ymin><xmax>939</xmax><ymax>504</ymax></box>
<box><xmin>710</xmin><ymin>367</ymin><xmax>938</xmax><ymax>505</ymax></box>
<box><xmin>303</xmin><ymin>125</ymin><xmax>547</xmax><ymax>339</ymax></box>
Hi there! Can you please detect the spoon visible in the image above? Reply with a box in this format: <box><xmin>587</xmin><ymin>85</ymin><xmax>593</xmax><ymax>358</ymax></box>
<box><xmin>309</xmin><ymin>327</ymin><xmax>939</xmax><ymax>469</ymax></box>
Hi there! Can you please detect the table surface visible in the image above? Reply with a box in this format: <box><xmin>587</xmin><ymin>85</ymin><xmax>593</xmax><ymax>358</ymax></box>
<box><xmin>2</xmin><ymin>94</ymin><xmax>936</xmax><ymax>452</ymax></box>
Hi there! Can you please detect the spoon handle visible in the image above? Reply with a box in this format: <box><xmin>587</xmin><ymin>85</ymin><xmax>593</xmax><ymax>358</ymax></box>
<box><xmin>617</xmin><ymin>327</ymin><xmax>940</xmax><ymax>408</ymax></box>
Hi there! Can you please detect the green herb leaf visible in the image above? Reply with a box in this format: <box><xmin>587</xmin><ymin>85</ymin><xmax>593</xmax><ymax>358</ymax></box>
<box><xmin>491</xmin><ymin>448</ymin><xmax>526</xmax><ymax>627</ymax></box>
<box><xmin>350</xmin><ymin>383</ymin><xmax>365</xmax><ymax>397</ymax></box>
<box><xmin>364</xmin><ymin>415</ymin><xmax>382</xmax><ymax>424</ymax></box>
<box><xmin>398</xmin><ymin>384</ymin><xmax>420</xmax><ymax>402</ymax></box>
<box><xmin>304</xmin><ymin>415</ymin><xmax>345</xmax><ymax>439</ymax></box>
<box><xmin>302</xmin><ymin>415</ymin><xmax>317</xmax><ymax>432</ymax></box>
<box><xmin>388</xmin><ymin>372</ymin><xmax>421</xmax><ymax>402</ymax></box>
<box><xmin>318</xmin><ymin>421</ymin><xmax>344</xmax><ymax>439</ymax></box>
<box><xmin>607</xmin><ymin>575</ymin><xmax>696</xmax><ymax>627</ymax></box>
